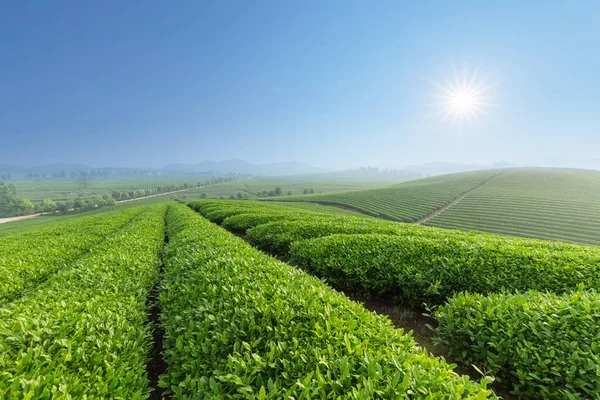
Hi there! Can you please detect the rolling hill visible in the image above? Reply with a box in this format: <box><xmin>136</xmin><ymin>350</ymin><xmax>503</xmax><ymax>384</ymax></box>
<box><xmin>278</xmin><ymin>168</ymin><xmax>600</xmax><ymax>246</ymax></box>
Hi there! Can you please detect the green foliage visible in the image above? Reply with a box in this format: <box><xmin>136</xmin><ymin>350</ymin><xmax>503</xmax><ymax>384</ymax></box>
<box><xmin>290</xmin><ymin>233</ymin><xmax>600</xmax><ymax>306</ymax></box>
<box><xmin>0</xmin><ymin>181</ymin><xmax>19</xmax><ymax>217</ymax></box>
<box><xmin>0</xmin><ymin>205</ymin><xmax>166</xmax><ymax>398</ymax></box>
<box><xmin>222</xmin><ymin>212</ymin><xmax>316</xmax><ymax>232</ymax></box>
<box><xmin>159</xmin><ymin>204</ymin><xmax>495</xmax><ymax>398</ymax></box>
<box><xmin>42</xmin><ymin>198</ymin><xmax>57</xmax><ymax>212</ymax></box>
<box><xmin>434</xmin><ymin>290</ymin><xmax>600</xmax><ymax>399</ymax></box>
<box><xmin>18</xmin><ymin>198</ymin><xmax>34</xmax><ymax>215</ymax></box>
<box><xmin>0</xmin><ymin>207</ymin><xmax>144</xmax><ymax>306</ymax></box>
<box><xmin>247</xmin><ymin>219</ymin><xmax>407</xmax><ymax>254</ymax></box>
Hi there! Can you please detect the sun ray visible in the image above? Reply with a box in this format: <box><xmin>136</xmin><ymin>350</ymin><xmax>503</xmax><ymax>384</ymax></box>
<box><xmin>430</xmin><ymin>64</ymin><xmax>496</xmax><ymax>126</ymax></box>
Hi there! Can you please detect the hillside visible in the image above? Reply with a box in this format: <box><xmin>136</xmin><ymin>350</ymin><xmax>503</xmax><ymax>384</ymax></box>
<box><xmin>280</xmin><ymin>167</ymin><xmax>600</xmax><ymax>246</ymax></box>
<box><xmin>424</xmin><ymin>168</ymin><xmax>600</xmax><ymax>246</ymax></box>
<box><xmin>278</xmin><ymin>169</ymin><xmax>504</xmax><ymax>222</ymax></box>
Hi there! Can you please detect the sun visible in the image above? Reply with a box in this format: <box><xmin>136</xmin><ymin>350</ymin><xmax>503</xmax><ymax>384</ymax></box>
<box><xmin>431</xmin><ymin>64</ymin><xmax>496</xmax><ymax>126</ymax></box>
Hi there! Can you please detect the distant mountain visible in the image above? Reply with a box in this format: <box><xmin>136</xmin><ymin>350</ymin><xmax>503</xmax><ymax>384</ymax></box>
<box><xmin>401</xmin><ymin>161</ymin><xmax>517</xmax><ymax>177</ymax></box>
<box><xmin>163</xmin><ymin>159</ymin><xmax>328</xmax><ymax>175</ymax></box>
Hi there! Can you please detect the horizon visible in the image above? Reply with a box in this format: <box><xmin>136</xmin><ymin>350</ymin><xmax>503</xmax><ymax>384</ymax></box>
<box><xmin>1</xmin><ymin>1</ymin><xmax>599</xmax><ymax>170</ymax></box>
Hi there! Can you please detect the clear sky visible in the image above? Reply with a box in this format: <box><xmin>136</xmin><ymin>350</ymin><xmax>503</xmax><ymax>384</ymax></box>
<box><xmin>1</xmin><ymin>1</ymin><xmax>599</xmax><ymax>169</ymax></box>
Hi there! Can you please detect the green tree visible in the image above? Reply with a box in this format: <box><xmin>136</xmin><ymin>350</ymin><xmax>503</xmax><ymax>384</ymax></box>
<box><xmin>73</xmin><ymin>198</ymin><xmax>85</xmax><ymax>210</ymax></box>
<box><xmin>309</xmin><ymin>188</ymin><xmax>315</xmax><ymax>194</ymax></box>
<box><xmin>57</xmin><ymin>201</ymin><xmax>71</xmax><ymax>214</ymax></box>
<box><xmin>0</xmin><ymin>182</ymin><xmax>19</xmax><ymax>216</ymax></box>
<box><xmin>102</xmin><ymin>194</ymin><xmax>117</xmax><ymax>206</ymax></box>
<box><xmin>287</xmin><ymin>190</ymin><xmax>294</xmax><ymax>196</ymax></box>
<box><xmin>303</xmin><ymin>188</ymin><xmax>310</xmax><ymax>194</ymax></box>
<box><xmin>200</xmin><ymin>193</ymin><xmax>207</xmax><ymax>199</ymax></box>
<box><xmin>274</xmin><ymin>187</ymin><xmax>282</xmax><ymax>196</ymax></box>
<box><xmin>42</xmin><ymin>199</ymin><xmax>57</xmax><ymax>213</ymax></box>
<box><xmin>237</xmin><ymin>192</ymin><xmax>243</xmax><ymax>200</ymax></box>
<box><xmin>19</xmin><ymin>199</ymin><xmax>34</xmax><ymax>215</ymax></box>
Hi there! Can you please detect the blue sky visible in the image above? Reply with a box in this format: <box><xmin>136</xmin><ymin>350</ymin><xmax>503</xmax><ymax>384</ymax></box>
<box><xmin>1</xmin><ymin>1</ymin><xmax>599</xmax><ymax>169</ymax></box>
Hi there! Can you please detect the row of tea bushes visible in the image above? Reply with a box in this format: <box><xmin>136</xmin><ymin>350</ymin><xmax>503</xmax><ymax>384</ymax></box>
<box><xmin>0</xmin><ymin>207</ymin><xmax>145</xmax><ymax>303</ymax></box>
<box><xmin>434</xmin><ymin>289</ymin><xmax>600</xmax><ymax>399</ymax></box>
<box><xmin>188</xmin><ymin>200</ymin><xmax>600</xmax><ymax>398</ymax></box>
<box><xmin>289</xmin><ymin>233</ymin><xmax>600</xmax><ymax>305</ymax></box>
<box><xmin>160</xmin><ymin>204</ymin><xmax>495</xmax><ymax>398</ymax></box>
<box><xmin>0</xmin><ymin>205</ymin><xmax>166</xmax><ymax>398</ymax></box>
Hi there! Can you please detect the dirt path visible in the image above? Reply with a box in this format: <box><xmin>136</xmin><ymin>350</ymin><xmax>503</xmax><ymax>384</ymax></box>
<box><xmin>415</xmin><ymin>171</ymin><xmax>505</xmax><ymax>225</ymax></box>
<box><xmin>0</xmin><ymin>214</ymin><xmax>42</xmax><ymax>224</ymax></box>
<box><xmin>117</xmin><ymin>179</ymin><xmax>248</xmax><ymax>204</ymax></box>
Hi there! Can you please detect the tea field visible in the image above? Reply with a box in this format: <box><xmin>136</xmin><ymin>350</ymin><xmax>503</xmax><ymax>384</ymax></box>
<box><xmin>2</xmin><ymin>198</ymin><xmax>599</xmax><ymax>398</ymax></box>
<box><xmin>279</xmin><ymin>168</ymin><xmax>600</xmax><ymax>246</ymax></box>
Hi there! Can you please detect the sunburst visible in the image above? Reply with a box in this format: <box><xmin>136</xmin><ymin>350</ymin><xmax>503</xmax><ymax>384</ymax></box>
<box><xmin>431</xmin><ymin>64</ymin><xmax>496</xmax><ymax>127</ymax></box>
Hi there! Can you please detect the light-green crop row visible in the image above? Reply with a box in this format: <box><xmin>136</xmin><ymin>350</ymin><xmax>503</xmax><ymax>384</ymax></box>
<box><xmin>0</xmin><ymin>207</ymin><xmax>145</xmax><ymax>303</ymax></box>
<box><xmin>289</xmin><ymin>233</ymin><xmax>600</xmax><ymax>306</ymax></box>
<box><xmin>159</xmin><ymin>203</ymin><xmax>495</xmax><ymax>398</ymax></box>
<box><xmin>0</xmin><ymin>205</ymin><xmax>166</xmax><ymax>398</ymax></box>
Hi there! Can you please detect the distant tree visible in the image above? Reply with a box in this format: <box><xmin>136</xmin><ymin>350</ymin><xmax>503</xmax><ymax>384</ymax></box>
<box><xmin>102</xmin><ymin>193</ymin><xmax>117</xmax><ymax>206</ymax></box>
<box><xmin>237</xmin><ymin>192</ymin><xmax>243</xmax><ymax>200</ymax></box>
<box><xmin>57</xmin><ymin>201</ymin><xmax>71</xmax><ymax>214</ymax></box>
<box><xmin>111</xmin><ymin>191</ymin><xmax>121</xmax><ymax>200</ymax></box>
<box><xmin>144</xmin><ymin>189</ymin><xmax>151</xmax><ymax>196</ymax></box>
<box><xmin>274</xmin><ymin>187</ymin><xmax>282</xmax><ymax>196</ymax></box>
<box><xmin>287</xmin><ymin>190</ymin><xmax>294</xmax><ymax>196</ymax></box>
<box><xmin>309</xmin><ymin>188</ymin><xmax>315</xmax><ymax>194</ymax></box>
<box><xmin>229</xmin><ymin>195</ymin><xmax>236</xmax><ymax>200</ymax></box>
<box><xmin>83</xmin><ymin>200</ymin><xmax>96</xmax><ymax>211</ymax></box>
<box><xmin>42</xmin><ymin>199</ymin><xmax>57</xmax><ymax>213</ymax></box>
<box><xmin>121</xmin><ymin>191</ymin><xmax>130</xmax><ymax>200</ymax></box>
<box><xmin>73</xmin><ymin>198</ymin><xmax>85</xmax><ymax>210</ymax></box>
<box><xmin>262</xmin><ymin>190</ymin><xmax>268</xmax><ymax>196</ymax></box>
<box><xmin>19</xmin><ymin>199</ymin><xmax>34</xmax><ymax>215</ymax></box>
<box><xmin>303</xmin><ymin>188</ymin><xmax>310</xmax><ymax>194</ymax></box>
<box><xmin>128</xmin><ymin>191</ymin><xmax>135</xmax><ymax>199</ymax></box>
<box><xmin>219</xmin><ymin>196</ymin><xmax>225</xmax><ymax>200</ymax></box>
<box><xmin>0</xmin><ymin>182</ymin><xmax>19</xmax><ymax>216</ymax></box>
<box><xmin>200</xmin><ymin>193</ymin><xmax>207</xmax><ymax>199</ymax></box>
<box><xmin>243</xmin><ymin>193</ymin><xmax>249</xmax><ymax>200</ymax></box>
<box><xmin>268</xmin><ymin>191</ymin><xmax>275</xmax><ymax>197</ymax></box>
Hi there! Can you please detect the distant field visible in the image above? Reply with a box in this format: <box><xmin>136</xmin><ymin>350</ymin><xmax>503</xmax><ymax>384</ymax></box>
<box><xmin>10</xmin><ymin>175</ymin><xmax>215</xmax><ymax>204</ymax></box>
<box><xmin>276</xmin><ymin>169</ymin><xmax>503</xmax><ymax>222</ymax></box>
<box><xmin>182</xmin><ymin>175</ymin><xmax>398</xmax><ymax>199</ymax></box>
<box><xmin>281</xmin><ymin>167</ymin><xmax>600</xmax><ymax>246</ymax></box>
<box><xmin>424</xmin><ymin>168</ymin><xmax>600</xmax><ymax>246</ymax></box>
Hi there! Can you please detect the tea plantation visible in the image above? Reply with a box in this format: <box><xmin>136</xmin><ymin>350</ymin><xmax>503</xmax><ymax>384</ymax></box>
<box><xmin>278</xmin><ymin>168</ymin><xmax>600</xmax><ymax>246</ymax></box>
<box><xmin>1</xmin><ymin>197</ymin><xmax>598</xmax><ymax>398</ymax></box>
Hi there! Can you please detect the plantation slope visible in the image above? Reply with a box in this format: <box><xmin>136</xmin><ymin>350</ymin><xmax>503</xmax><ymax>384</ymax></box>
<box><xmin>276</xmin><ymin>169</ymin><xmax>505</xmax><ymax>222</ymax></box>
<box><xmin>424</xmin><ymin>168</ymin><xmax>600</xmax><ymax>246</ymax></box>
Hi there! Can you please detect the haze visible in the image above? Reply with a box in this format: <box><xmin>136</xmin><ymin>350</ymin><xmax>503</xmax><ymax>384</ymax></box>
<box><xmin>1</xmin><ymin>1</ymin><xmax>599</xmax><ymax>170</ymax></box>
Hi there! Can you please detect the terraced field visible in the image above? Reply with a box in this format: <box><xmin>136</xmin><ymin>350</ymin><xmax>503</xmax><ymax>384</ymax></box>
<box><xmin>424</xmin><ymin>168</ymin><xmax>600</xmax><ymax>246</ymax></box>
<box><xmin>279</xmin><ymin>168</ymin><xmax>600</xmax><ymax>246</ymax></box>
<box><xmin>277</xmin><ymin>169</ymin><xmax>504</xmax><ymax>222</ymax></box>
